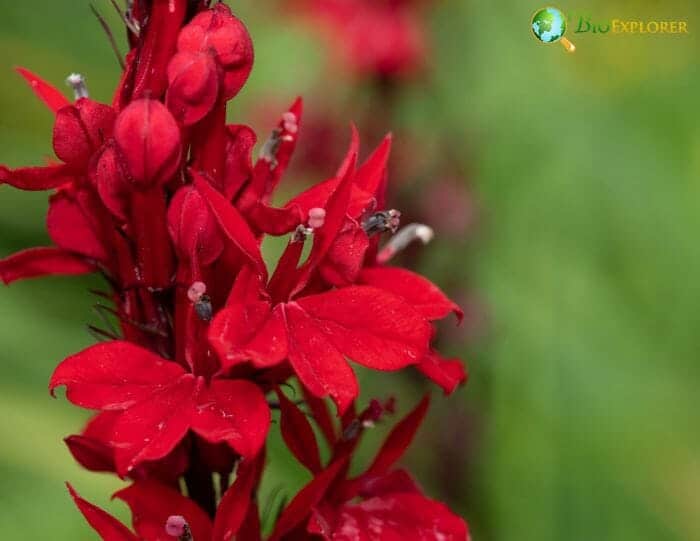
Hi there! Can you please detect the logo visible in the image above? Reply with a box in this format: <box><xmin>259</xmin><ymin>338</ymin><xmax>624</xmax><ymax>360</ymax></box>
<box><xmin>531</xmin><ymin>7</ymin><xmax>576</xmax><ymax>52</ymax></box>
<box><xmin>532</xmin><ymin>6</ymin><xmax>690</xmax><ymax>53</ymax></box>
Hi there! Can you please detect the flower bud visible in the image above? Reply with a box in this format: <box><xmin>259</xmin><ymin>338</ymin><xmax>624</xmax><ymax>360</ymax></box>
<box><xmin>167</xmin><ymin>51</ymin><xmax>220</xmax><ymax>126</ymax></box>
<box><xmin>167</xmin><ymin>185</ymin><xmax>223</xmax><ymax>265</ymax></box>
<box><xmin>114</xmin><ymin>98</ymin><xmax>181</xmax><ymax>188</ymax></box>
<box><xmin>176</xmin><ymin>3</ymin><xmax>253</xmax><ymax>99</ymax></box>
<box><xmin>53</xmin><ymin>99</ymin><xmax>115</xmax><ymax>169</ymax></box>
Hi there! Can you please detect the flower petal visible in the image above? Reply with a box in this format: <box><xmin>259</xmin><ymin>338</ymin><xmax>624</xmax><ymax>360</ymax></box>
<box><xmin>417</xmin><ymin>351</ymin><xmax>467</xmax><ymax>395</ymax></box>
<box><xmin>16</xmin><ymin>67</ymin><xmax>69</xmax><ymax>113</ymax></box>
<box><xmin>191</xmin><ymin>378</ymin><xmax>270</xmax><ymax>458</ymax></box>
<box><xmin>295</xmin><ymin>285</ymin><xmax>431</xmax><ymax>370</ymax></box>
<box><xmin>209</xmin><ymin>301</ymin><xmax>288</xmax><ymax>370</ymax></box>
<box><xmin>212</xmin><ymin>455</ymin><xmax>262</xmax><ymax>541</ymax></box>
<box><xmin>114</xmin><ymin>480</ymin><xmax>213</xmax><ymax>541</ymax></box>
<box><xmin>276</xmin><ymin>386</ymin><xmax>322</xmax><ymax>473</ymax></box>
<box><xmin>47</xmin><ymin>189</ymin><xmax>108</xmax><ymax>261</ymax></box>
<box><xmin>194</xmin><ymin>172</ymin><xmax>267</xmax><ymax>280</ymax></box>
<box><xmin>113</xmin><ymin>374</ymin><xmax>198</xmax><ymax>476</ymax></box>
<box><xmin>359</xmin><ymin>267</ymin><xmax>463</xmax><ymax>322</ymax></box>
<box><xmin>269</xmin><ymin>458</ymin><xmax>348</xmax><ymax>541</ymax></box>
<box><xmin>310</xmin><ymin>492</ymin><xmax>469</xmax><ymax>541</ymax></box>
<box><xmin>0</xmin><ymin>246</ymin><xmax>93</xmax><ymax>284</ymax></box>
<box><xmin>50</xmin><ymin>341</ymin><xmax>186</xmax><ymax>410</ymax></box>
<box><xmin>283</xmin><ymin>303</ymin><xmax>358</xmax><ymax>414</ymax></box>
<box><xmin>66</xmin><ymin>483</ymin><xmax>139</xmax><ymax>541</ymax></box>
<box><xmin>0</xmin><ymin>163</ymin><xmax>74</xmax><ymax>191</ymax></box>
<box><xmin>364</xmin><ymin>395</ymin><xmax>429</xmax><ymax>478</ymax></box>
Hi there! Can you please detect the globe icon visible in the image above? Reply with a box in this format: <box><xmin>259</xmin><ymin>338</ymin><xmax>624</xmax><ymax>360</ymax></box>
<box><xmin>531</xmin><ymin>7</ymin><xmax>567</xmax><ymax>43</ymax></box>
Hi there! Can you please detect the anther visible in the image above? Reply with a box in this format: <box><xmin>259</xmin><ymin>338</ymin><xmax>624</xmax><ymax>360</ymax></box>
<box><xmin>66</xmin><ymin>73</ymin><xmax>89</xmax><ymax>100</ymax></box>
<box><xmin>362</xmin><ymin>209</ymin><xmax>401</xmax><ymax>236</ymax></box>
<box><xmin>377</xmin><ymin>223</ymin><xmax>434</xmax><ymax>264</ymax></box>
<box><xmin>259</xmin><ymin>128</ymin><xmax>283</xmax><ymax>169</ymax></box>
<box><xmin>165</xmin><ymin>515</ymin><xmax>193</xmax><ymax>541</ymax></box>
<box><xmin>292</xmin><ymin>224</ymin><xmax>311</xmax><ymax>243</ymax></box>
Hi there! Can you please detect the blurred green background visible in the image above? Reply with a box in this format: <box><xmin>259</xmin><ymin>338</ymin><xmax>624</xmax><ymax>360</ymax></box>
<box><xmin>1</xmin><ymin>0</ymin><xmax>700</xmax><ymax>539</ymax></box>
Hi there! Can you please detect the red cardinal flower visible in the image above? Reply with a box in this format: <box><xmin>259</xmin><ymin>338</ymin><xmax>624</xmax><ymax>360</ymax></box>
<box><xmin>270</xmin><ymin>395</ymin><xmax>469</xmax><ymax>541</ymax></box>
<box><xmin>50</xmin><ymin>341</ymin><xmax>269</xmax><ymax>476</ymax></box>
<box><xmin>1</xmin><ymin>1</ymin><xmax>469</xmax><ymax>539</ymax></box>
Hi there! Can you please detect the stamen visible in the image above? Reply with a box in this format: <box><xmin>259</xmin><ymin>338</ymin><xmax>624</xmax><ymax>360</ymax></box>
<box><xmin>362</xmin><ymin>209</ymin><xmax>401</xmax><ymax>236</ymax></box>
<box><xmin>259</xmin><ymin>128</ymin><xmax>283</xmax><ymax>169</ymax></box>
<box><xmin>165</xmin><ymin>515</ymin><xmax>193</xmax><ymax>541</ymax></box>
<box><xmin>377</xmin><ymin>223</ymin><xmax>434</xmax><ymax>264</ymax></box>
<box><xmin>66</xmin><ymin>73</ymin><xmax>89</xmax><ymax>100</ymax></box>
<box><xmin>292</xmin><ymin>224</ymin><xmax>311</xmax><ymax>243</ymax></box>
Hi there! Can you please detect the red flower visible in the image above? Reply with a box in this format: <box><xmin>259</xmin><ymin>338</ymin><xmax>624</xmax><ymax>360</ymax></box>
<box><xmin>50</xmin><ymin>341</ymin><xmax>269</xmax><ymax>475</ymax></box>
<box><xmin>270</xmin><ymin>395</ymin><xmax>469</xmax><ymax>541</ymax></box>
<box><xmin>1</xmin><ymin>1</ymin><xmax>469</xmax><ymax>538</ymax></box>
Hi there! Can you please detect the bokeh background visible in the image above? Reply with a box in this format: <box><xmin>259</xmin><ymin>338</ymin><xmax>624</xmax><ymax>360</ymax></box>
<box><xmin>1</xmin><ymin>0</ymin><xmax>700</xmax><ymax>539</ymax></box>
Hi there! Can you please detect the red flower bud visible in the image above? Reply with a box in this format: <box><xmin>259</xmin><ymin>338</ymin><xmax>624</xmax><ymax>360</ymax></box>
<box><xmin>177</xmin><ymin>4</ymin><xmax>253</xmax><ymax>100</ymax></box>
<box><xmin>166</xmin><ymin>51</ymin><xmax>220</xmax><ymax>126</ymax></box>
<box><xmin>53</xmin><ymin>99</ymin><xmax>115</xmax><ymax>169</ymax></box>
<box><xmin>114</xmin><ymin>98</ymin><xmax>181</xmax><ymax>188</ymax></box>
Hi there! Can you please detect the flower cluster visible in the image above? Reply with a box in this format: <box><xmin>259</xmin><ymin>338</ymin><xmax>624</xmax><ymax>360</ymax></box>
<box><xmin>0</xmin><ymin>1</ymin><xmax>468</xmax><ymax>539</ymax></box>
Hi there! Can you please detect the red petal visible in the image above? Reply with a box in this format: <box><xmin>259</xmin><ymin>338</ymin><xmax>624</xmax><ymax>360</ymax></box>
<box><xmin>114</xmin><ymin>480</ymin><xmax>213</xmax><ymax>541</ymax></box>
<box><xmin>295</xmin><ymin>286</ymin><xmax>431</xmax><ymax>370</ymax></box>
<box><xmin>113</xmin><ymin>374</ymin><xmax>198</xmax><ymax>475</ymax></box>
<box><xmin>0</xmin><ymin>163</ymin><xmax>74</xmax><ymax>191</ymax></box>
<box><xmin>365</xmin><ymin>396</ymin><xmax>429</xmax><ymax>478</ymax></box>
<box><xmin>354</xmin><ymin>134</ymin><xmax>392</xmax><ymax>197</ymax></box>
<box><xmin>212</xmin><ymin>456</ymin><xmax>261</xmax><ymax>541</ymax></box>
<box><xmin>194</xmin><ymin>172</ymin><xmax>267</xmax><ymax>280</ymax></box>
<box><xmin>290</xmin><ymin>145</ymin><xmax>357</xmax><ymax>296</ymax></box>
<box><xmin>47</xmin><ymin>189</ymin><xmax>107</xmax><ymax>261</ymax></box>
<box><xmin>50</xmin><ymin>341</ymin><xmax>185</xmax><ymax>410</ymax></box>
<box><xmin>417</xmin><ymin>351</ymin><xmax>467</xmax><ymax>395</ymax></box>
<box><xmin>16</xmin><ymin>67</ymin><xmax>69</xmax><ymax>113</ymax></box>
<box><xmin>318</xmin><ymin>219</ymin><xmax>369</xmax><ymax>286</ymax></box>
<box><xmin>283</xmin><ymin>303</ymin><xmax>358</xmax><ymax>414</ymax></box>
<box><xmin>191</xmin><ymin>379</ymin><xmax>270</xmax><ymax>458</ymax></box>
<box><xmin>66</xmin><ymin>483</ymin><xmax>139</xmax><ymax>541</ymax></box>
<box><xmin>114</xmin><ymin>98</ymin><xmax>182</xmax><ymax>187</ymax></box>
<box><xmin>269</xmin><ymin>458</ymin><xmax>348</xmax><ymax>541</ymax></box>
<box><xmin>359</xmin><ymin>267</ymin><xmax>463</xmax><ymax>322</ymax></box>
<box><xmin>209</xmin><ymin>301</ymin><xmax>287</xmax><ymax>370</ymax></box>
<box><xmin>276</xmin><ymin>387</ymin><xmax>322</xmax><ymax>473</ymax></box>
<box><xmin>0</xmin><ymin>246</ymin><xmax>93</xmax><ymax>284</ymax></box>
<box><xmin>65</xmin><ymin>411</ymin><xmax>120</xmax><ymax>473</ymax></box>
<box><xmin>313</xmin><ymin>492</ymin><xmax>468</xmax><ymax>541</ymax></box>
